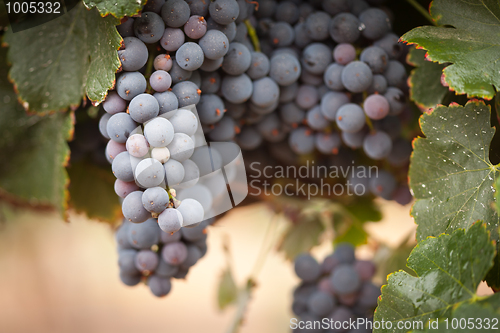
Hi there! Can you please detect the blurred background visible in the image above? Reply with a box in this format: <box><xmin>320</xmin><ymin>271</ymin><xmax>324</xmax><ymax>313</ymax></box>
<box><xmin>0</xmin><ymin>199</ymin><xmax>493</xmax><ymax>333</ymax></box>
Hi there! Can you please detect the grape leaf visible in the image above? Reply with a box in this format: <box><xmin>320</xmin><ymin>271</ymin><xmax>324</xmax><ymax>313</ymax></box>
<box><xmin>374</xmin><ymin>222</ymin><xmax>496</xmax><ymax>333</ymax></box>
<box><xmin>409</xmin><ymin>100</ymin><xmax>499</xmax><ymax>242</ymax></box>
<box><xmin>406</xmin><ymin>47</ymin><xmax>448</xmax><ymax>109</ymax></box>
<box><xmin>0</xmin><ymin>46</ymin><xmax>73</xmax><ymax>215</ymax></box>
<box><xmin>3</xmin><ymin>3</ymin><xmax>121</xmax><ymax>114</ymax></box>
<box><xmin>278</xmin><ymin>215</ymin><xmax>325</xmax><ymax>260</ymax></box>
<box><xmin>83</xmin><ymin>0</ymin><xmax>146</xmax><ymax>19</ymax></box>
<box><xmin>401</xmin><ymin>0</ymin><xmax>500</xmax><ymax>99</ymax></box>
<box><xmin>217</xmin><ymin>267</ymin><xmax>238</xmax><ymax>310</ymax></box>
<box><xmin>68</xmin><ymin>160</ymin><xmax>121</xmax><ymax>223</ymax></box>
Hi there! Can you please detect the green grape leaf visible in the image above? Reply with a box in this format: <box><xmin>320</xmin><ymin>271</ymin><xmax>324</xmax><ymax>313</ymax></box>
<box><xmin>83</xmin><ymin>0</ymin><xmax>146</xmax><ymax>19</ymax></box>
<box><xmin>0</xmin><ymin>47</ymin><xmax>73</xmax><ymax>214</ymax></box>
<box><xmin>406</xmin><ymin>47</ymin><xmax>448</xmax><ymax>109</ymax></box>
<box><xmin>4</xmin><ymin>3</ymin><xmax>121</xmax><ymax>115</ymax></box>
<box><xmin>344</xmin><ymin>197</ymin><xmax>382</xmax><ymax>223</ymax></box>
<box><xmin>333</xmin><ymin>222</ymin><xmax>367</xmax><ymax>246</ymax></box>
<box><xmin>374</xmin><ymin>222</ymin><xmax>496</xmax><ymax>333</ymax></box>
<box><xmin>401</xmin><ymin>0</ymin><xmax>500</xmax><ymax>99</ymax></box>
<box><xmin>278</xmin><ymin>215</ymin><xmax>325</xmax><ymax>260</ymax></box>
<box><xmin>217</xmin><ymin>267</ymin><xmax>238</xmax><ymax>310</ymax></box>
<box><xmin>67</xmin><ymin>160</ymin><xmax>121</xmax><ymax>223</ymax></box>
<box><xmin>409</xmin><ymin>100</ymin><xmax>499</xmax><ymax>243</ymax></box>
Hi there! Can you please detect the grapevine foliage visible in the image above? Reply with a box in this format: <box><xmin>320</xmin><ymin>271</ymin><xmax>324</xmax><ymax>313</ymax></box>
<box><xmin>83</xmin><ymin>0</ymin><xmax>147</xmax><ymax>19</ymax></box>
<box><xmin>4</xmin><ymin>3</ymin><xmax>121</xmax><ymax>114</ymax></box>
<box><xmin>402</xmin><ymin>0</ymin><xmax>500</xmax><ymax>99</ymax></box>
<box><xmin>374</xmin><ymin>222</ymin><xmax>497</xmax><ymax>333</ymax></box>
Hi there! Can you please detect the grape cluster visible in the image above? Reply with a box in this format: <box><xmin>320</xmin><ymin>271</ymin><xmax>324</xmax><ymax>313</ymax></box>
<box><xmin>292</xmin><ymin>244</ymin><xmax>380</xmax><ymax>333</ymax></box>
<box><xmin>116</xmin><ymin>216</ymin><xmax>209</xmax><ymax>297</ymax></box>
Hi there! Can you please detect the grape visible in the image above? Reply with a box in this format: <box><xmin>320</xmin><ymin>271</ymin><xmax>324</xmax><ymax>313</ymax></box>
<box><xmin>363</xmin><ymin>94</ymin><xmax>389</xmax><ymax>120</ymax></box>
<box><xmin>347</xmin><ymin>170</ymin><xmax>370</xmax><ymax>196</ymax></box>
<box><xmin>127</xmin><ymin>218</ymin><xmax>161</xmax><ymax>247</ymax></box>
<box><xmin>154</xmin><ymin>54</ymin><xmax>173</xmax><ymax>72</ymax></box>
<box><xmin>367</xmin><ymin>74</ymin><xmax>387</xmax><ymax>94</ymax></box>
<box><xmin>384</xmin><ymin>87</ymin><xmax>405</xmax><ymax>116</ymax></box>
<box><xmin>190</xmin><ymin>146</ymin><xmax>222</xmax><ymax>176</ymax></box>
<box><xmin>208</xmin><ymin>116</ymin><xmax>237</xmax><ymax>141</ymax></box>
<box><xmin>171</xmin><ymin>81</ymin><xmax>201</xmax><ymax>107</ymax></box>
<box><xmin>373</xmin><ymin>115</ymin><xmax>401</xmax><ymax>140</ymax></box>
<box><xmin>359</xmin><ymin>8</ymin><xmax>391</xmax><ymax>40</ymax></box>
<box><xmin>330</xmin><ymin>264</ymin><xmax>361</xmax><ymax>295</ymax></box>
<box><xmin>357</xmin><ymin>283</ymin><xmax>380</xmax><ymax>310</ymax></box>
<box><xmin>249</xmin><ymin>98</ymin><xmax>279</xmax><ymax>115</ymax></box>
<box><xmin>142</xmin><ymin>187</ymin><xmax>169</xmax><ymax>213</ymax></box>
<box><xmin>168</xmin><ymin>109</ymin><xmax>199</xmax><ymax>136</ymax></box>
<box><xmin>275</xmin><ymin>1</ymin><xmax>299</xmax><ymax>24</ymax></box>
<box><xmin>174</xmin><ymin>267</ymin><xmax>190</xmax><ymax>279</ymax></box>
<box><xmin>236</xmin><ymin>126</ymin><xmax>262</xmax><ymax>150</ymax></box>
<box><xmin>255</xmin><ymin>0</ymin><xmax>276</xmax><ymax>18</ymax></box>
<box><xmin>119</xmin><ymin>272</ymin><xmax>142</xmax><ymax>286</ymax></box>
<box><xmin>134</xmin><ymin>12</ymin><xmax>165</xmax><ymax>43</ymax></box>
<box><xmin>289</xmin><ymin>127</ymin><xmax>315</xmax><ymax>155</ymax></box>
<box><xmin>143</xmin><ymin>0</ymin><xmax>165</xmax><ymax>13</ymax></box>
<box><xmin>360</xmin><ymin>46</ymin><xmax>389</xmax><ymax>74</ymax></box>
<box><xmin>369</xmin><ymin>170</ymin><xmax>396</xmax><ymax>199</ymax></box>
<box><xmin>197</xmin><ymin>94</ymin><xmax>225</xmax><ymax>125</ymax></box>
<box><xmin>279</xmin><ymin>102</ymin><xmax>305</xmax><ymax>126</ymax></box>
<box><xmin>336</xmin><ymin>103</ymin><xmax>365</xmax><ymax>133</ymax></box>
<box><xmin>200</xmin><ymin>56</ymin><xmax>224</xmax><ymax>72</ymax></box>
<box><xmin>221</xmin><ymin>74</ymin><xmax>253</xmax><ymax>104</ymax></box>
<box><xmin>295</xmin><ymin>85</ymin><xmax>319</xmax><ymax>110</ymax></box>
<box><xmin>315</xmin><ymin>132</ymin><xmax>341</xmax><ymax>155</ymax></box>
<box><xmin>206</xmin><ymin>18</ymin><xmax>237</xmax><ymax>42</ymax></box>
<box><xmin>118</xmin><ymin>37</ymin><xmax>148</xmax><ymax>71</ymax></box>
<box><xmin>392</xmin><ymin>185</ymin><xmax>413</xmax><ymax>205</ymax></box>
<box><xmin>341</xmin><ymin>129</ymin><xmax>366</xmax><ymax>149</ymax></box>
<box><xmin>348</xmin><ymin>0</ymin><xmax>370</xmax><ymax>15</ymax></box>
<box><xmin>103</xmin><ymin>91</ymin><xmax>127</xmax><ymax>114</ymax></box>
<box><xmin>160</xmin><ymin>227</ymin><xmax>182</xmax><ymax>243</ymax></box>
<box><xmin>106</xmin><ymin>140</ymin><xmax>127</xmax><ymax>162</ymax></box>
<box><xmin>144</xmin><ymin>117</ymin><xmax>175</xmax><ymax>148</ymax></box>
<box><xmin>293</xmin><ymin>22</ymin><xmax>312</xmax><ymax>49</ymax></box>
<box><xmin>323</xmin><ymin>63</ymin><xmax>345</xmax><ymax>91</ymax></box>
<box><xmin>181</xmin><ymin>245</ymin><xmax>202</xmax><ymax>268</ymax></box>
<box><xmin>269</xmin><ymin>53</ymin><xmax>301</xmax><ymax>86</ymax></box>
<box><xmin>180</xmin><ymin>222</ymin><xmax>207</xmax><ymax>241</ymax></box>
<box><xmin>154</xmin><ymin>91</ymin><xmax>179</xmax><ymax>115</ymax></box>
<box><xmin>247</xmin><ymin>52</ymin><xmax>270</xmax><ymax>80</ymax></box>
<box><xmin>116</xmin><ymin>220</ymin><xmax>133</xmax><ymax>249</ymax></box>
<box><xmin>362</xmin><ymin>131</ymin><xmax>392</xmax><ymax>160</ymax></box>
<box><xmin>222</xmin><ymin>42</ymin><xmax>252</xmax><ymax>75</ymax></box>
<box><xmin>185</xmin><ymin>0</ymin><xmax>209</xmax><ymax>16</ymax></box>
<box><xmin>162</xmin><ymin>241</ymin><xmax>188</xmax><ymax>265</ymax></box>
<box><xmin>209</xmin><ymin>0</ymin><xmax>239</xmax><ymax>25</ymax></box>
<box><xmin>129</xmin><ymin>93</ymin><xmax>160</xmax><ymax>123</ymax></box>
<box><xmin>341</xmin><ymin>61</ymin><xmax>373</xmax><ymax>93</ymax></box>
<box><xmin>305</xmin><ymin>11</ymin><xmax>331</xmax><ymax>41</ymax></box>
<box><xmin>199</xmin><ymin>30</ymin><xmax>230</xmax><ymax>60</ymax></box>
<box><xmin>135</xmin><ymin>249</ymin><xmax>159</xmax><ymax>273</ymax></box>
<box><xmin>200</xmin><ymin>71</ymin><xmax>221</xmax><ymax>93</ymax></box>
<box><xmin>269</xmin><ymin>22</ymin><xmax>295</xmax><ymax>47</ymax></box>
<box><xmin>374</xmin><ymin>33</ymin><xmax>402</xmax><ymax>59</ymax></box>
<box><xmin>333</xmin><ymin>243</ymin><xmax>355</xmax><ymax>264</ymax></box>
<box><xmin>164</xmin><ymin>159</ymin><xmax>185</xmax><ymax>186</ymax></box>
<box><xmin>176</xmin><ymin>42</ymin><xmax>205</xmax><ymax>71</ymax></box>
<box><xmin>114</xmin><ymin>179</ymin><xmax>140</xmax><ymax>199</ymax></box>
<box><xmin>279</xmin><ymin>82</ymin><xmax>299</xmax><ymax>104</ymax></box>
<box><xmin>158</xmin><ymin>208</ymin><xmax>183</xmax><ymax>233</ymax></box>
<box><xmin>298</xmin><ymin>2</ymin><xmax>314</xmax><ymax>20</ymax></box>
<box><xmin>151</xmin><ymin>147</ymin><xmax>171</xmax><ymax>163</ymax></box>
<box><xmin>117</xmin><ymin>18</ymin><xmax>135</xmax><ymax>37</ymax></box>
<box><xmin>112</xmin><ymin>151</ymin><xmax>135</xmax><ymax>182</ymax></box>
<box><xmin>251</xmin><ymin>77</ymin><xmax>280</xmax><ymax>108</ymax></box>
<box><xmin>160</xmin><ymin>28</ymin><xmax>185</xmax><ymax>52</ymax></box>
<box><xmin>189</xmin><ymin>70</ymin><xmax>202</xmax><ymax>87</ymax></box>
<box><xmin>294</xmin><ymin>254</ymin><xmax>321</xmax><ymax>282</ymax></box>
<box><xmin>156</xmin><ymin>258</ymin><xmax>179</xmax><ymax>277</ymax></box>
<box><xmin>301</xmin><ymin>43</ymin><xmax>332</xmax><ymax>75</ymax></box>
<box><xmin>167</xmin><ymin>133</ymin><xmax>195</xmax><ymax>162</ymax></box>
<box><xmin>126</xmin><ymin>134</ymin><xmax>150</xmax><ymax>158</ymax></box>
<box><xmin>176</xmin><ymin>159</ymin><xmax>201</xmax><ymax>189</ymax></box>
<box><xmin>333</xmin><ymin>43</ymin><xmax>356</xmax><ymax>65</ymax></box>
<box><xmin>320</xmin><ymin>91</ymin><xmax>349</xmax><ymax>121</ymax></box>
<box><xmin>176</xmin><ymin>198</ymin><xmax>205</xmax><ymax>227</ymax></box>
<box><xmin>308</xmin><ymin>291</ymin><xmax>335</xmax><ymax>317</ymax></box>
<box><xmin>161</xmin><ymin>0</ymin><xmax>190</xmax><ymax>27</ymax></box>
<box><xmin>306</xmin><ymin>105</ymin><xmax>329</xmax><ymax>131</ymax></box>
<box><xmin>184</xmin><ymin>15</ymin><xmax>207</xmax><ymax>39</ymax></box>
<box><xmin>118</xmin><ymin>249</ymin><xmax>140</xmax><ymax>275</ymax></box>
<box><xmin>116</xmin><ymin>71</ymin><xmax>147</xmax><ymax>101</ymax></box>
<box><xmin>235</xmin><ymin>0</ymin><xmax>252</xmax><ymax>23</ymax></box>
<box><xmin>329</xmin><ymin>12</ymin><xmax>361</xmax><ymax>44</ymax></box>
<box><xmin>384</xmin><ymin>60</ymin><xmax>406</xmax><ymax>87</ymax></box>
<box><xmin>99</xmin><ymin>113</ymin><xmax>111</xmax><ymax>139</ymax></box>
<box><xmin>148</xmin><ymin>274</ymin><xmax>172</xmax><ymax>297</ymax></box>
<box><xmin>150</xmin><ymin>70</ymin><xmax>172</xmax><ymax>92</ymax></box>
<box><xmin>354</xmin><ymin>260</ymin><xmax>376</xmax><ymax>281</ymax></box>
<box><xmin>256</xmin><ymin>113</ymin><xmax>281</xmax><ymax>140</ymax></box>
<box><xmin>387</xmin><ymin>138</ymin><xmax>412</xmax><ymax>167</ymax></box>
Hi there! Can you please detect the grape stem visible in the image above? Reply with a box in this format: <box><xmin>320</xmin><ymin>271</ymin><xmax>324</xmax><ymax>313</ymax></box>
<box><xmin>244</xmin><ymin>19</ymin><xmax>261</xmax><ymax>53</ymax></box>
<box><xmin>405</xmin><ymin>0</ymin><xmax>438</xmax><ymax>26</ymax></box>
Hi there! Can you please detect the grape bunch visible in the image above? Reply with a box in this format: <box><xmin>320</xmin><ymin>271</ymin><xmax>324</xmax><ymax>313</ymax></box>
<box><xmin>292</xmin><ymin>244</ymin><xmax>380</xmax><ymax>333</ymax></box>
<box><xmin>116</xmin><ymin>216</ymin><xmax>210</xmax><ymax>297</ymax></box>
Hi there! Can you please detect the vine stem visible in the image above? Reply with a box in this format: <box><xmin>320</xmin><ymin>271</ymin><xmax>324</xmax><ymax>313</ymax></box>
<box><xmin>225</xmin><ymin>213</ymin><xmax>282</xmax><ymax>333</ymax></box>
<box><xmin>406</xmin><ymin>0</ymin><xmax>438</xmax><ymax>26</ymax></box>
<box><xmin>244</xmin><ymin>19</ymin><xmax>261</xmax><ymax>52</ymax></box>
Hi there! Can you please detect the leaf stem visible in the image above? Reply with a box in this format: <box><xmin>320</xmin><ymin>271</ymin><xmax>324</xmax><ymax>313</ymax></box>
<box><xmin>405</xmin><ymin>0</ymin><xmax>438</xmax><ymax>26</ymax></box>
<box><xmin>244</xmin><ymin>19</ymin><xmax>261</xmax><ymax>52</ymax></box>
